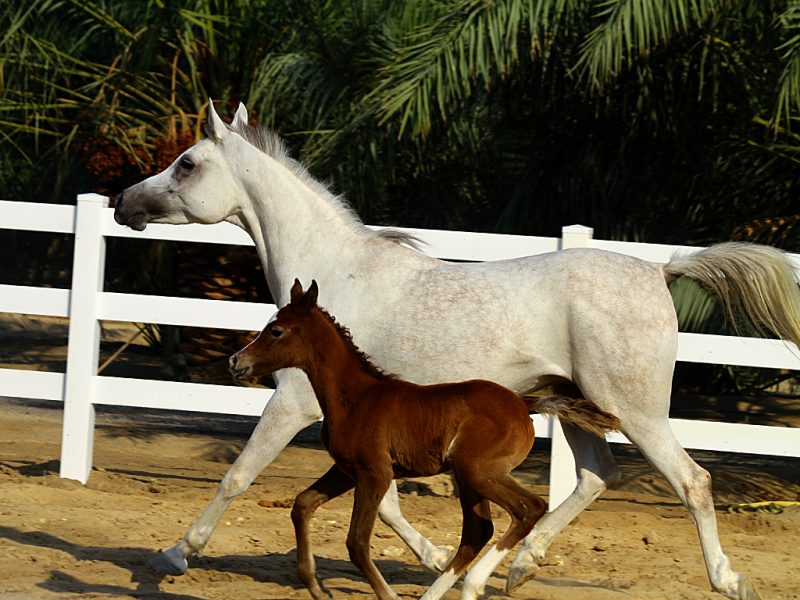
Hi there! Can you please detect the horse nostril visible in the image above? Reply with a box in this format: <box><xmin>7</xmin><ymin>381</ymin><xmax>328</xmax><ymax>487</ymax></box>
<box><xmin>229</xmin><ymin>355</ymin><xmax>238</xmax><ymax>369</ymax></box>
<box><xmin>115</xmin><ymin>190</ymin><xmax>124</xmax><ymax>208</ymax></box>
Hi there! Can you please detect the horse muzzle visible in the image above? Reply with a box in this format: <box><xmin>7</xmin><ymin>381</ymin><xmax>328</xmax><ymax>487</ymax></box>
<box><xmin>114</xmin><ymin>189</ymin><xmax>150</xmax><ymax>231</ymax></box>
<box><xmin>228</xmin><ymin>354</ymin><xmax>250</xmax><ymax>380</ymax></box>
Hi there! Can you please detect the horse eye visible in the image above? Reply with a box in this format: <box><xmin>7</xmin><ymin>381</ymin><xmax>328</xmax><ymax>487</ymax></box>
<box><xmin>179</xmin><ymin>157</ymin><xmax>195</xmax><ymax>171</ymax></box>
<box><xmin>269</xmin><ymin>326</ymin><xmax>284</xmax><ymax>339</ymax></box>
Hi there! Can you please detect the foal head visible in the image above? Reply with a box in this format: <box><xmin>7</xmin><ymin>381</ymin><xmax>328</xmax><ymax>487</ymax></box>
<box><xmin>229</xmin><ymin>279</ymin><xmax>323</xmax><ymax>380</ymax></box>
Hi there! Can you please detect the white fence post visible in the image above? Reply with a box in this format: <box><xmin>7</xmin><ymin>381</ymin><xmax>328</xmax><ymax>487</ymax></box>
<box><xmin>59</xmin><ymin>194</ymin><xmax>108</xmax><ymax>483</ymax></box>
<box><xmin>549</xmin><ymin>224</ymin><xmax>594</xmax><ymax>510</ymax></box>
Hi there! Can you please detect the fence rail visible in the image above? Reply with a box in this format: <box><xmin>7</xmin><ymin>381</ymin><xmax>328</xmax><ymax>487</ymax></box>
<box><xmin>1</xmin><ymin>196</ymin><xmax>798</xmax><ymax>509</ymax></box>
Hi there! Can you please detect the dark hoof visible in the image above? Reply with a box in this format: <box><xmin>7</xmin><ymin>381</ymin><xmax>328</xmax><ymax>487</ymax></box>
<box><xmin>147</xmin><ymin>550</ymin><xmax>188</xmax><ymax>575</ymax></box>
<box><xmin>506</xmin><ymin>564</ymin><xmax>536</xmax><ymax>594</ymax></box>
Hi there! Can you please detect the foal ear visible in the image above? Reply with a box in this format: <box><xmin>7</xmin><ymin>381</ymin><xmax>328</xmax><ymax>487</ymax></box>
<box><xmin>303</xmin><ymin>280</ymin><xmax>319</xmax><ymax>307</ymax></box>
<box><xmin>290</xmin><ymin>278</ymin><xmax>304</xmax><ymax>304</ymax></box>
<box><xmin>206</xmin><ymin>99</ymin><xmax>229</xmax><ymax>142</ymax></box>
<box><xmin>232</xmin><ymin>102</ymin><xmax>248</xmax><ymax>129</ymax></box>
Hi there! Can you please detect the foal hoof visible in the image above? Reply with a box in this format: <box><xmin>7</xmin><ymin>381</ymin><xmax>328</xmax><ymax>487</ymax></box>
<box><xmin>147</xmin><ymin>548</ymin><xmax>188</xmax><ymax>576</ymax></box>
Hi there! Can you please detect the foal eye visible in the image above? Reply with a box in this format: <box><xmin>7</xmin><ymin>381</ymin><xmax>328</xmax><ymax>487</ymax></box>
<box><xmin>269</xmin><ymin>326</ymin><xmax>285</xmax><ymax>339</ymax></box>
<box><xmin>179</xmin><ymin>157</ymin><xmax>195</xmax><ymax>171</ymax></box>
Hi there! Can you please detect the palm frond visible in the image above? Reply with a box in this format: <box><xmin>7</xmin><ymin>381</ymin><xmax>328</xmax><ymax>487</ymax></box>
<box><xmin>773</xmin><ymin>4</ymin><xmax>800</xmax><ymax>131</ymax></box>
<box><xmin>575</xmin><ymin>0</ymin><xmax>729</xmax><ymax>91</ymax></box>
<box><xmin>366</xmin><ymin>0</ymin><xmax>530</xmax><ymax>138</ymax></box>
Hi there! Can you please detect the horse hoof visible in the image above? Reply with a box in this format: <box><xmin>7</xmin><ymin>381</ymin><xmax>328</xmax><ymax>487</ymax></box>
<box><xmin>422</xmin><ymin>545</ymin><xmax>452</xmax><ymax>573</ymax></box>
<box><xmin>737</xmin><ymin>576</ymin><xmax>761</xmax><ymax>600</ymax></box>
<box><xmin>147</xmin><ymin>549</ymin><xmax>188</xmax><ymax>575</ymax></box>
<box><xmin>506</xmin><ymin>561</ymin><xmax>537</xmax><ymax>594</ymax></box>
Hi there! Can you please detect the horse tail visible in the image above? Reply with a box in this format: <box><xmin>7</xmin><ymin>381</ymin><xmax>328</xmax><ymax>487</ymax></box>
<box><xmin>524</xmin><ymin>395</ymin><xmax>620</xmax><ymax>438</ymax></box>
<box><xmin>662</xmin><ymin>242</ymin><xmax>800</xmax><ymax>348</ymax></box>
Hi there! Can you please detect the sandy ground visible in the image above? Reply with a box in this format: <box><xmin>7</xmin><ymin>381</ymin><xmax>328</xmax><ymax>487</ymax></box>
<box><xmin>0</xmin><ymin>398</ymin><xmax>798</xmax><ymax>600</ymax></box>
<box><xmin>0</xmin><ymin>314</ymin><xmax>798</xmax><ymax>599</ymax></box>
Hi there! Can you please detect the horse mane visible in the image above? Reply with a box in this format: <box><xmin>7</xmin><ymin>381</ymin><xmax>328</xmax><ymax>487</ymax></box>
<box><xmin>231</xmin><ymin>122</ymin><xmax>422</xmax><ymax>250</ymax></box>
<box><xmin>314</xmin><ymin>305</ymin><xmax>397</xmax><ymax>381</ymax></box>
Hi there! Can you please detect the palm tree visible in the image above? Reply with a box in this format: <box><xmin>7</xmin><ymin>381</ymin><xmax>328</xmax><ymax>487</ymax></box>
<box><xmin>251</xmin><ymin>0</ymin><xmax>799</xmax><ymax>242</ymax></box>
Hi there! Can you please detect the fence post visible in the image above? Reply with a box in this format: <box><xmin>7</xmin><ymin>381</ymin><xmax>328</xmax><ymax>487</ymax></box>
<box><xmin>60</xmin><ymin>193</ymin><xmax>108</xmax><ymax>483</ymax></box>
<box><xmin>549</xmin><ymin>224</ymin><xmax>594</xmax><ymax>510</ymax></box>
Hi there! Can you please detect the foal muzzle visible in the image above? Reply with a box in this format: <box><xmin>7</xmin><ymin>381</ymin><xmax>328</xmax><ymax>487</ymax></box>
<box><xmin>228</xmin><ymin>354</ymin><xmax>250</xmax><ymax>380</ymax></box>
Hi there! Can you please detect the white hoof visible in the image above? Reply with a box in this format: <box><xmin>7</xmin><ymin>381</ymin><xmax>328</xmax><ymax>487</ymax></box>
<box><xmin>421</xmin><ymin>545</ymin><xmax>452</xmax><ymax>573</ymax></box>
<box><xmin>724</xmin><ymin>575</ymin><xmax>761</xmax><ymax>600</ymax></box>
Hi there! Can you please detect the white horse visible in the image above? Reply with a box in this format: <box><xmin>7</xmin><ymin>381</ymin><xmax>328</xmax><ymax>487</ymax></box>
<box><xmin>114</xmin><ymin>101</ymin><xmax>800</xmax><ymax>600</ymax></box>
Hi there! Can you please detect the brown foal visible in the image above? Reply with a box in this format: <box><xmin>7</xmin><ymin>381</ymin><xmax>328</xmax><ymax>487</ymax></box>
<box><xmin>230</xmin><ymin>279</ymin><xmax>620</xmax><ymax>600</ymax></box>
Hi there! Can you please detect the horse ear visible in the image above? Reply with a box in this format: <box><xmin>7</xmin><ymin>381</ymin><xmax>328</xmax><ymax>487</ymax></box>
<box><xmin>206</xmin><ymin>99</ymin><xmax>228</xmax><ymax>142</ymax></box>
<box><xmin>290</xmin><ymin>278</ymin><xmax>304</xmax><ymax>303</ymax></box>
<box><xmin>232</xmin><ymin>102</ymin><xmax>248</xmax><ymax>129</ymax></box>
<box><xmin>304</xmin><ymin>280</ymin><xmax>319</xmax><ymax>307</ymax></box>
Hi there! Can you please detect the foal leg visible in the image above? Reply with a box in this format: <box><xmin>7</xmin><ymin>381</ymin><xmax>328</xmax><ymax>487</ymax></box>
<box><xmin>378</xmin><ymin>481</ymin><xmax>452</xmax><ymax>571</ymax></box>
<box><xmin>462</xmin><ymin>474</ymin><xmax>547</xmax><ymax>600</ymax></box>
<box><xmin>347</xmin><ymin>470</ymin><xmax>399</xmax><ymax>600</ymax></box>
<box><xmin>507</xmin><ymin>423</ymin><xmax>620</xmax><ymax>591</ymax></box>
<box><xmin>625</xmin><ymin>420</ymin><xmax>761</xmax><ymax>600</ymax></box>
<box><xmin>420</xmin><ymin>486</ymin><xmax>494</xmax><ymax>600</ymax></box>
<box><xmin>292</xmin><ymin>465</ymin><xmax>355</xmax><ymax>600</ymax></box>
<box><xmin>148</xmin><ymin>373</ymin><xmax>323</xmax><ymax>575</ymax></box>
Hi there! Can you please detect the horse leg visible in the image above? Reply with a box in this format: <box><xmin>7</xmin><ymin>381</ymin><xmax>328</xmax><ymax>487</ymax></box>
<box><xmin>346</xmin><ymin>469</ymin><xmax>400</xmax><ymax>600</ymax></box>
<box><xmin>624</xmin><ymin>420</ymin><xmax>761</xmax><ymax>600</ymax></box>
<box><xmin>378</xmin><ymin>480</ymin><xmax>452</xmax><ymax>571</ymax></box>
<box><xmin>292</xmin><ymin>465</ymin><xmax>355</xmax><ymax>600</ymax></box>
<box><xmin>420</xmin><ymin>482</ymin><xmax>494</xmax><ymax>600</ymax></box>
<box><xmin>148</xmin><ymin>373</ymin><xmax>322</xmax><ymax>575</ymax></box>
<box><xmin>461</xmin><ymin>473</ymin><xmax>546</xmax><ymax>600</ymax></box>
<box><xmin>507</xmin><ymin>423</ymin><xmax>620</xmax><ymax>592</ymax></box>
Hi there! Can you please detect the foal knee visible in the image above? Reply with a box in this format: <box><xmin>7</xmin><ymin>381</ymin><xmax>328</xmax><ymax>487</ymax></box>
<box><xmin>291</xmin><ymin>491</ymin><xmax>317</xmax><ymax>526</ymax></box>
<box><xmin>346</xmin><ymin>536</ymin><xmax>371</xmax><ymax>568</ymax></box>
<box><xmin>525</xmin><ymin>496</ymin><xmax>547</xmax><ymax>526</ymax></box>
<box><xmin>504</xmin><ymin>495</ymin><xmax>546</xmax><ymax>549</ymax></box>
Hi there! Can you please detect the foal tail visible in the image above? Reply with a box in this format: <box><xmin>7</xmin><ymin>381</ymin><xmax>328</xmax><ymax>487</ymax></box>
<box><xmin>525</xmin><ymin>395</ymin><xmax>621</xmax><ymax>438</ymax></box>
<box><xmin>662</xmin><ymin>242</ymin><xmax>800</xmax><ymax>348</ymax></box>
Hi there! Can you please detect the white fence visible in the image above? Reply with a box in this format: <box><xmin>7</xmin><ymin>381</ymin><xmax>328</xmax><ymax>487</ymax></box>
<box><xmin>1</xmin><ymin>194</ymin><xmax>799</xmax><ymax>510</ymax></box>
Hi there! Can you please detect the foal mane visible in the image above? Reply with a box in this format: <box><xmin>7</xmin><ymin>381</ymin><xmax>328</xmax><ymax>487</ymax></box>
<box><xmin>231</xmin><ymin>122</ymin><xmax>422</xmax><ymax>250</ymax></box>
<box><xmin>314</xmin><ymin>306</ymin><xmax>396</xmax><ymax>381</ymax></box>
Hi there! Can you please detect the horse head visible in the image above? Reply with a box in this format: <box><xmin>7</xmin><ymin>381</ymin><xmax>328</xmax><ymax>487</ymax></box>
<box><xmin>114</xmin><ymin>101</ymin><xmax>250</xmax><ymax>231</ymax></box>
<box><xmin>229</xmin><ymin>279</ymin><xmax>320</xmax><ymax>380</ymax></box>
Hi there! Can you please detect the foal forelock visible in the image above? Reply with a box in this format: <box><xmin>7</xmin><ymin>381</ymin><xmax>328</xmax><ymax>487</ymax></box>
<box><xmin>230</xmin><ymin>122</ymin><xmax>421</xmax><ymax>251</ymax></box>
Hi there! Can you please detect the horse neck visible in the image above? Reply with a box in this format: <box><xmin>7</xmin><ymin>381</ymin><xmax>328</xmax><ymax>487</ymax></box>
<box><xmin>300</xmin><ymin>315</ymin><xmax>380</xmax><ymax>423</ymax></box>
<box><xmin>232</xmin><ymin>153</ymin><xmax>370</xmax><ymax>305</ymax></box>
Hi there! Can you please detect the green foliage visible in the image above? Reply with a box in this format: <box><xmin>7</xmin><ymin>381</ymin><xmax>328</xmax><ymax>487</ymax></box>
<box><xmin>2</xmin><ymin>0</ymin><xmax>798</xmax><ymax>394</ymax></box>
<box><xmin>2</xmin><ymin>0</ymin><xmax>800</xmax><ymax>238</ymax></box>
